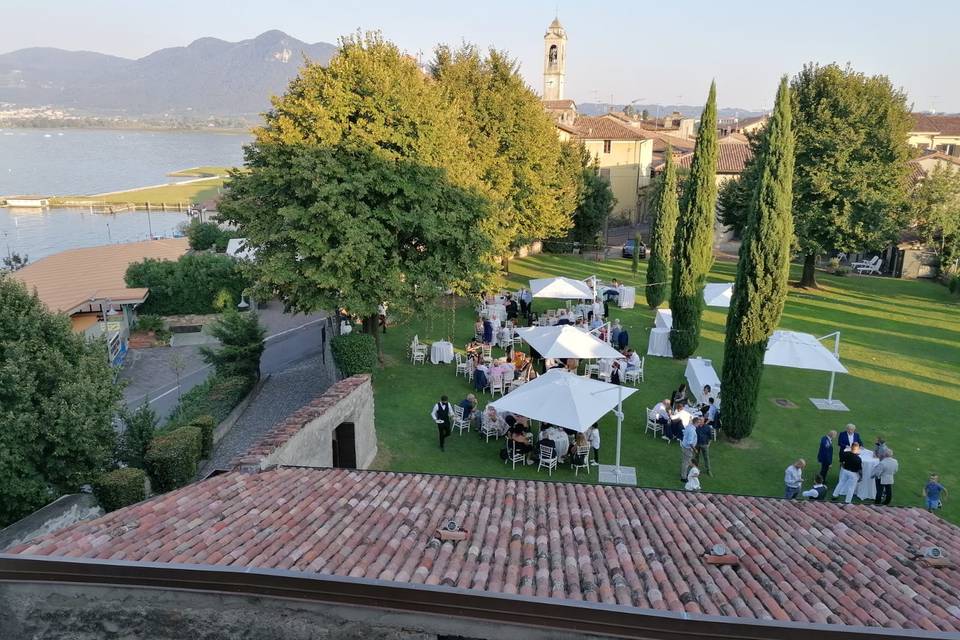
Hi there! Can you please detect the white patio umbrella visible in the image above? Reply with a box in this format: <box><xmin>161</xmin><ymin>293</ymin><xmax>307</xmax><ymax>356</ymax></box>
<box><xmin>703</xmin><ymin>282</ymin><xmax>734</xmax><ymax>308</ymax></box>
<box><xmin>764</xmin><ymin>330</ymin><xmax>849</xmax><ymax>410</ymax></box>
<box><xmin>489</xmin><ymin>368</ymin><xmax>637</xmax><ymax>432</ymax></box>
<box><xmin>516</xmin><ymin>325</ymin><xmax>624</xmax><ymax>360</ymax></box>
<box><xmin>529</xmin><ymin>276</ymin><xmax>594</xmax><ymax>300</ymax></box>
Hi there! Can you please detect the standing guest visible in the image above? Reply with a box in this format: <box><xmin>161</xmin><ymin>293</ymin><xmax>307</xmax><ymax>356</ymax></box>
<box><xmin>431</xmin><ymin>395</ymin><xmax>453</xmax><ymax>451</ymax></box>
<box><xmin>610</xmin><ymin>320</ymin><xmax>623</xmax><ymax>348</ymax></box>
<box><xmin>519</xmin><ymin>288</ymin><xmax>531</xmax><ymax>319</ymax></box>
<box><xmin>482</xmin><ymin>317</ymin><xmax>494</xmax><ymax>344</ymax></box>
<box><xmin>588</xmin><ymin>424</ymin><xmax>601</xmax><ymax>466</ymax></box>
<box><xmin>378</xmin><ymin>302</ymin><xmax>388</xmax><ymax>333</ymax></box>
<box><xmin>458</xmin><ymin>394</ymin><xmax>478</xmax><ymax>428</ymax></box>
<box><xmin>802</xmin><ymin>475</ymin><xmax>829</xmax><ymax>500</ymax></box>
<box><xmin>671</xmin><ymin>383</ymin><xmax>688</xmax><ymax>406</ymax></box>
<box><xmin>923</xmin><ymin>474</ymin><xmax>947</xmax><ymax>511</ymax></box>
<box><xmin>873</xmin><ymin>436</ymin><xmax>889</xmax><ymax>458</ymax></box>
<box><xmin>667</xmin><ymin>401</ymin><xmax>692</xmax><ymax>442</ymax></box>
<box><xmin>506</xmin><ymin>296</ymin><xmax>519</xmax><ymax>322</ymax></box>
<box><xmin>832</xmin><ymin>442</ymin><xmax>863</xmax><ymax>504</ymax></box>
<box><xmin>680</xmin><ymin>418</ymin><xmax>697</xmax><ymax>481</ymax></box>
<box><xmin>837</xmin><ymin>423</ymin><xmax>862</xmax><ymax>451</ymax></box>
<box><xmin>616</xmin><ymin>325</ymin><xmax>630</xmax><ymax>350</ymax></box>
<box><xmin>591</xmin><ymin>297</ymin><xmax>604</xmax><ymax>323</ymax></box>
<box><xmin>704</xmin><ymin>397</ymin><xmax>719</xmax><ymax>427</ymax></box>
<box><xmin>817</xmin><ymin>430</ymin><xmax>837</xmax><ymax>483</ymax></box>
<box><xmin>685</xmin><ymin>463</ymin><xmax>701</xmax><ymax>491</ymax></box>
<box><xmin>695</xmin><ymin>417</ymin><xmax>714</xmax><ymax>476</ymax></box>
<box><xmin>784</xmin><ymin>459</ymin><xmax>806</xmax><ymax>499</ymax></box>
<box><xmin>609</xmin><ymin>359</ymin><xmax>622</xmax><ymax>385</ymax></box>
<box><xmin>872</xmin><ymin>449</ymin><xmax>898</xmax><ymax>506</ymax></box>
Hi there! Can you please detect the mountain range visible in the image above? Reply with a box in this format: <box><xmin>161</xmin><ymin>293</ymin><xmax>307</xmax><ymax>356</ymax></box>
<box><xmin>0</xmin><ymin>30</ymin><xmax>336</xmax><ymax>117</ymax></box>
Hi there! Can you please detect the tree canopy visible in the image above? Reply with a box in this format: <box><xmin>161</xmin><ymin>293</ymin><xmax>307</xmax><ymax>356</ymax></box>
<box><xmin>912</xmin><ymin>163</ymin><xmax>960</xmax><ymax>270</ymax></box>
<box><xmin>670</xmin><ymin>82</ymin><xmax>718</xmax><ymax>359</ymax></box>
<box><xmin>0</xmin><ymin>277</ymin><xmax>121</xmax><ymax>525</ymax></box>
<box><xmin>721</xmin><ymin>77</ymin><xmax>795</xmax><ymax>440</ymax></box>
<box><xmin>646</xmin><ymin>145</ymin><xmax>679</xmax><ymax>308</ymax></box>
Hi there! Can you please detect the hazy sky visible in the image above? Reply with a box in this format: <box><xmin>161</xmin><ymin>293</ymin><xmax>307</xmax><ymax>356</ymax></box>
<box><xmin>1</xmin><ymin>0</ymin><xmax>957</xmax><ymax>112</ymax></box>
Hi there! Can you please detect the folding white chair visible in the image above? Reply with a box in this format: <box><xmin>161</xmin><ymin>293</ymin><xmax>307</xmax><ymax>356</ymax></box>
<box><xmin>505</xmin><ymin>441</ymin><xmax>526</xmax><ymax>470</ymax></box>
<box><xmin>481</xmin><ymin>345</ymin><xmax>492</xmax><ymax>360</ymax></box>
<box><xmin>856</xmin><ymin>256</ymin><xmax>882</xmax><ymax>276</ymax></box>
<box><xmin>596</xmin><ymin>359</ymin><xmax>612</xmax><ymax>383</ymax></box>
<box><xmin>453</xmin><ymin>404</ymin><xmax>470</xmax><ymax>435</ymax></box>
<box><xmin>455</xmin><ymin>352</ymin><xmax>469</xmax><ymax>378</ymax></box>
<box><xmin>480</xmin><ymin>419</ymin><xmax>500</xmax><ymax>442</ymax></box>
<box><xmin>571</xmin><ymin>445</ymin><xmax>591</xmax><ymax>476</ymax></box>
<box><xmin>624</xmin><ymin>366</ymin><xmax>641</xmax><ymax>386</ymax></box>
<box><xmin>537</xmin><ymin>445</ymin><xmax>558</xmax><ymax>476</ymax></box>
<box><xmin>489</xmin><ymin>373</ymin><xmax>505</xmax><ymax>398</ymax></box>
<box><xmin>586</xmin><ymin>360</ymin><xmax>600</xmax><ymax>378</ymax></box>
<box><xmin>644</xmin><ymin>408</ymin><xmax>663</xmax><ymax>438</ymax></box>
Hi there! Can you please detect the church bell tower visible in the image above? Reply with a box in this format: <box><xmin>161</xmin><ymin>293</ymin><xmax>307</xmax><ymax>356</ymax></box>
<box><xmin>543</xmin><ymin>18</ymin><xmax>567</xmax><ymax>101</ymax></box>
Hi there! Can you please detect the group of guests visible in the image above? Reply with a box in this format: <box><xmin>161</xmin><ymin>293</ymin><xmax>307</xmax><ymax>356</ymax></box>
<box><xmin>783</xmin><ymin>423</ymin><xmax>944</xmax><ymax>510</ymax></box>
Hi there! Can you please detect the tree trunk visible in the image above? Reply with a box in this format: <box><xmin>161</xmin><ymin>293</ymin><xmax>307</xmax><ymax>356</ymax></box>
<box><xmin>799</xmin><ymin>253</ymin><xmax>818</xmax><ymax>288</ymax></box>
<box><xmin>363</xmin><ymin>314</ymin><xmax>384</xmax><ymax>365</ymax></box>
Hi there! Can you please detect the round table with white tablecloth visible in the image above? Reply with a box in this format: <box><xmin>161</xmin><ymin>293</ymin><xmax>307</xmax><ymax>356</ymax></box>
<box><xmin>855</xmin><ymin>449</ymin><xmax>879</xmax><ymax>500</ymax></box>
<box><xmin>485</xmin><ymin>303</ymin><xmax>507</xmax><ymax>321</ymax></box>
<box><xmin>430</xmin><ymin>340</ymin><xmax>454</xmax><ymax>364</ymax></box>
<box><xmin>647</xmin><ymin>327</ymin><xmax>673</xmax><ymax>357</ymax></box>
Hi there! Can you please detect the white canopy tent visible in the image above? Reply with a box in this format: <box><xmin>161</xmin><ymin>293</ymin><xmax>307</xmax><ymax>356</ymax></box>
<box><xmin>516</xmin><ymin>326</ymin><xmax>623</xmax><ymax>360</ymax></box>
<box><xmin>703</xmin><ymin>282</ymin><xmax>734</xmax><ymax>308</ymax></box>
<box><xmin>764</xmin><ymin>330</ymin><xmax>849</xmax><ymax>411</ymax></box>
<box><xmin>529</xmin><ymin>276</ymin><xmax>595</xmax><ymax>300</ymax></box>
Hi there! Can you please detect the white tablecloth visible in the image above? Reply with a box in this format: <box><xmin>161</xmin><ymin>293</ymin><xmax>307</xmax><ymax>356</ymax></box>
<box><xmin>618</xmin><ymin>286</ymin><xmax>636</xmax><ymax>309</ymax></box>
<box><xmin>430</xmin><ymin>341</ymin><xmax>454</xmax><ymax>364</ymax></box>
<box><xmin>655</xmin><ymin>308</ymin><xmax>673</xmax><ymax>329</ymax></box>
<box><xmin>856</xmin><ymin>450</ymin><xmax>879</xmax><ymax>500</ymax></box>
<box><xmin>647</xmin><ymin>327</ymin><xmax>673</xmax><ymax>357</ymax></box>
<box><xmin>484</xmin><ymin>304</ymin><xmax>506</xmax><ymax>322</ymax></box>
<box><xmin>685</xmin><ymin>357</ymin><xmax>721</xmax><ymax>404</ymax></box>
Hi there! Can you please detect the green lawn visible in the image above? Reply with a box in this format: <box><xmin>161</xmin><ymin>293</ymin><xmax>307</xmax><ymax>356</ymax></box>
<box><xmin>370</xmin><ymin>253</ymin><xmax>960</xmax><ymax>523</ymax></box>
<box><xmin>167</xmin><ymin>166</ymin><xmax>233</xmax><ymax>178</ymax></box>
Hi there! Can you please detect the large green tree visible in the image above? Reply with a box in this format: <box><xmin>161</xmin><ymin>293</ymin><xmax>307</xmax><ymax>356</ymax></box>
<box><xmin>200</xmin><ymin>309</ymin><xmax>266</xmax><ymax>381</ymax></box>
<box><xmin>431</xmin><ymin>45</ymin><xmax>574</xmax><ymax>258</ymax></box>
<box><xmin>571</xmin><ymin>161</ymin><xmax>615</xmax><ymax>247</ymax></box>
<box><xmin>912</xmin><ymin>163</ymin><xmax>960</xmax><ymax>270</ymax></box>
<box><xmin>0</xmin><ymin>277</ymin><xmax>122</xmax><ymax>525</ymax></box>
<box><xmin>218</xmin><ymin>34</ymin><xmax>494</xmax><ymax>359</ymax></box>
<box><xmin>720</xmin><ymin>77</ymin><xmax>795</xmax><ymax>440</ymax></box>
<box><xmin>670</xmin><ymin>82</ymin><xmax>718</xmax><ymax>358</ymax></box>
<box><xmin>646</xmin><ymin>145</ymin><xmax>679</xmax><ymax>308</ymax></box>
<box><xmin>792</xmin><ymin>64</ymin><xmax>913</xmax><ymax>287</ymax></box>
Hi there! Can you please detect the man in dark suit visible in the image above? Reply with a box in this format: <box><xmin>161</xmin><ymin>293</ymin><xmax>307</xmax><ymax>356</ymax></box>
<box><xmin>837</xmin><ymin>424</ymin><xmax>863</xmax><ymax>451</ymax></box>
<box><xmin>817</xmin><ymin>430</ymin><xmax>837</xmax><ymax>483</ymax></box>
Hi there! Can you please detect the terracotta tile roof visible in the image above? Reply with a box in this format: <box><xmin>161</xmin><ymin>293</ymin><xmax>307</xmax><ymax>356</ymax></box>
<box><xmin>569</xmin><ymin>116</ymin><xmax>646</xmax><ymax>141</ymax></box>
<box><xmin>911</xmin><ymin>113</ymin><xmax>960</xmax><ymax>136</ymax></box>
<box><xmin>638</xmin><ymin>130</ymin><xmax>696</xmax><ymax>154</ymax></box>
<box><xmin>543</xmin><ymin>99</ymin><xmax>576</xmax><ymax>110</ymax></box>
<box><xmin>12</xmin><ymin>238</ymin><xmax>189</xmax><ymax>314</ymax></box>
<box><xmin>908</xmin><ymin>151</ymin><xmax>960</xmax><ymax>183</ymax></box>
<box><xmin>9</xmin><ymin>467</ymin><xmax>960</xmax><ymax>634</ymax></box>
<box><xmin>229</xmin><ymin>375</ymin><xmax>371</xmax><ymax>471</ymax></box>
<box><xmin>654</xmin><ymin>142</ymin><xmax>753</xmax><ymax>175</ymax></box>
<box><xmin>719</xmin><ymin>132</ymin><xmax>750</xmax><ymax>144</ymax></box>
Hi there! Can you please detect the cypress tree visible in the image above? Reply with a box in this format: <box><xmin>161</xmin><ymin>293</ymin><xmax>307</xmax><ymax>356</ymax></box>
<box><xmin>669</xmin><ymin>82</ymin><xmax>718</xmax><ymax>358</ymax></box>
<box><xmin>720</xmin><ymin>76</ymin><xmax>795</xmax><ymax>440</ymax></box>
<box><xmin>646</xmin><ymin>145</ymin><xmax>679</xmax><ymax>308</ymax></box>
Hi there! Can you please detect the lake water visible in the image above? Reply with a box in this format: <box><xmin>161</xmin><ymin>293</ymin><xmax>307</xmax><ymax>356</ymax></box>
<box><xmin>0</xmin><ymin>128</ymin><xmax>249</xmax><ymax>260</ymax></box>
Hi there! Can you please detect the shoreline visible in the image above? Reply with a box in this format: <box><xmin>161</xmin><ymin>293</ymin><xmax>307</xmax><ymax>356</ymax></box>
<box><xmin>0</xmin><ymin>124</ymin><xmax>253</xmax><ymax>135</ymax></box>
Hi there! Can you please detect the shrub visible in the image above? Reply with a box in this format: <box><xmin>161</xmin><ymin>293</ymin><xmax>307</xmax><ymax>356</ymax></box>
<box><xmin>135</xmin><ymin>314</ymin><xmax>165</xmax><ymax>332</ymax></box>
<box><xmin>118</xmin><ymin>403</ymin><xmax>159</xmax><ymax>469</ymax></box>
<box><xmin>827</xmin><ymin>257</ymin><xmax>840</xmax><ymax>271</ymax></box>
<box><xmin>190</xmin><ymin>415</ymin><xmax>216</xmax><ymax>459</ymax></box>
<box><xmin>187</xmin><ymin>221</ymin><xmax>224</xmax><ymax>251</ymax></box>
<box><xmin>93</xmin><ymin>467</ymin><xmax>147</xmax><ymax>512</ymax></box>
<box><xmin>331</xmin><ymin>332</ymin><xmax>377</xmax><ymax>376</ymax></box>
<box><xmin>166</xmin><ymin>374</ymin><xmax>253</xmax><ymax>429</ymax></box>
<box><xmin>212</xmin><ymin>288</ymin><xmax>234</xmax><ymax>311</ymax></box>
<box><xmin>949</xmin><ymin>274</ymin><xmax>960</xmax><ymax>294</ymax></box>
<box><xmin>144</xmin><ymin>426</ymin><xmax>203</xmax><ymax>492</ymax></box>
<box><xmin>125</xmin><ymin>253</ymin><xmax>250</xmax><ymax>315</ymax></box>
<box><xmin>834</xmin><ymin>266</ymin><xmax>850</xmax><ymax>277</ymax></box>
<box><xmin>200</xmin><ymin>310</ymin><xmax>266</xmax><ymax>380</ymax></box>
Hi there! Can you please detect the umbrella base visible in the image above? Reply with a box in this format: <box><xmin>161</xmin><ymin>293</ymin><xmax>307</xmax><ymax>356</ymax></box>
<box><xmin>598</xmin><ymin>464</ymin><xmax>637</xmax><ymax>486</ymax></box>
<box><xmin>809</xmin><ymin>398</ymin><xmax>849</xmax><ymax>412</ymax></box>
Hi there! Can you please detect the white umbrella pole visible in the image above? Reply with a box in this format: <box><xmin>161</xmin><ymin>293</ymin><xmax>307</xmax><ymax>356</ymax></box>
<box><xmin>614</xmin><ymin>384</ymin><xmax>623</xmax><ymax>480</ymax></box>
<box><xmin>828</xmin><ymin>332</ymin><xmax>840</xmax><ymax>402</ymax></box>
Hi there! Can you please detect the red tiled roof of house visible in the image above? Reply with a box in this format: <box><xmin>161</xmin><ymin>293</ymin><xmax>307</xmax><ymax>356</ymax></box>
<box><xmin>911</xmin><ymin>113</ymin><xmax>960</xmax><ymax>136</ymax></box>
<box><xmin>543</xmin><ymin>99</ymin><xmax>576</xmax><ymax>110</ymax></box>
<box><xmin>654</xmin><ymin>142</ymin><xmax>753</xmax><ymax>175</ymax></box>
<box><xmin>570</xmin><ymin>116</ymin><xmax>646</xmax><ymax>141</ymax></box>
<box><xmin>8</xmin><ymin>467</ymin><xmax>960</xmax><ymax>634</ymax></box>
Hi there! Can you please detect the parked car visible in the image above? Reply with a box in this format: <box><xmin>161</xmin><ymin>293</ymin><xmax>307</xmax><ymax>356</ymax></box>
<box><xmin>621</xmin><ymin>238</ymin><xmax>647</xmax><ymax>259</ymax></box>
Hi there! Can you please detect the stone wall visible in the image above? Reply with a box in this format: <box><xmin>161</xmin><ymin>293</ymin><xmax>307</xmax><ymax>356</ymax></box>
<box><xmin>0</xmin><ymin>495</ymin><xmax>102</xmax><ymax>552</ymax></box>
<box><xmin>230</xmin><ymin>375</ymin><xmax>377</xmax><ymax>472</ymax></box>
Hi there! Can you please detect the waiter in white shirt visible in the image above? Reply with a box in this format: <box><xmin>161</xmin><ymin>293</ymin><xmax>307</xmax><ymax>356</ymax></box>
<box><xmin>431</xmin><ymin>395</ymin><xmax>453</xmax><ymax>451</ymax></box>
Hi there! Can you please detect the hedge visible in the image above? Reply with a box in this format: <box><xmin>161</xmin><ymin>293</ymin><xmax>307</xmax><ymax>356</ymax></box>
<box><xmin>165</xmin><ymin>374</ymin><xmax>252</xmax><ymax>430</ymax></box>
<box><xmin>93</xmin><ymin>468</ymin><xmax>147</xmax><ymax>512</ymax></box>
<box><xmin>124</xmin><ymin>253</ymin><xmax>250</xmax><ymax>315</ymax></box>
<box><xmin>186</xmin><ymin>220</ymin><xmax>237</xmax><ymax>253</ymax></box>
<box><xmin>144</xmin><ymin>426</ymin><xmax>203</xmax><ymax>492</ymax></box>
<box><xmin>190</xmin><ymin>415</ymin><xmax>216</xmax><ymax>459</ymax></box>
<box><xmin>331</xmin><ymin>332</ymin><xmax>377</xmax><ymax>376</ymax></box>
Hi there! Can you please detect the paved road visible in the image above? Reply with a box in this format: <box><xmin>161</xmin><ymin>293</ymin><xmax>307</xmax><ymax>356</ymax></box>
<box><xmin>121</xmin><ymin>314</ymin><xmax>330</xmax><ymax>422</ymax></box>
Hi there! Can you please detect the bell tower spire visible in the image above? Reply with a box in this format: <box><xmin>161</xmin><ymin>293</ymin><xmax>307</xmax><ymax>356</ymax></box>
<box><xmin>543</xmin><ymin>18</ymin><xmax>567</xmax><ymax>101</ymax></box>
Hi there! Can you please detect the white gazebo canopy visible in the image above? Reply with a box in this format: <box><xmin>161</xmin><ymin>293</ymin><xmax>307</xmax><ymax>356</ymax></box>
<box><xmin>764</xmin><ymin>331</ymin><xmax>848</xmax><ymax>373</ymax></box>
<box><xmin>516</xmin><ymin>325</ymin><xmax>623</xmax><ymax>360</ymax></box>
<box><xmin>703</xmin><ymin>282</ymin><xmax>734</xmax><ymax>308</ymax></box>
<box><xmin>489</xmin><ymin>368</ymin><xmax>637</xmax><ymax>432</ymax></box>
<box><xmin>764</xmin><ymin>330</ymin><xmax>849</xmax><ymax>411</ymax></box>
<box><xmin>529</xmin><ymin>276</ymin><xmax>594</xmax><ymax>300</ymax></box>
